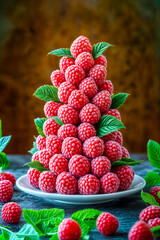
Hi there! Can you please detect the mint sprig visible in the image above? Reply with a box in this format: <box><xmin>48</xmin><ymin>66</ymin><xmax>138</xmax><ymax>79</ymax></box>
<box><xmin>147</xmin><ymin>140</ymin><xmax>160</xmax><ymax>169</ymax></box>
<box><xmin>24</xmin><ymin>161</ymin><xmax>49</xmax><ymax>173</ymax></box>
<box><xmin>34</xmin><ymin>118</ymin><xmax>46</xmax><ymax>137</ymax></box>
<box><xmin>0</xmin><ymin>152</ymin><xmax>10</xmax><ymax>172</ymax></box>
<box><xmin>0</xmin><ymin>136</ymin><xmax>11</xmax><ymax>153</ymax></box>
<box><xmin>111</xmin><ymin>157</ymin><xmax>142</xmax><ymax>168</ymax></box>
<box><xmin>145</xmin><ymin>171</ymin><xmax>160</xmax><ymax>186</ymax></box>
<box><xmin>48</xmin><ymin>48</ymin><xmax>74</xmax><ymax>59</ymax></box>
<box><xmin>52</xmin><ymin>117</ymin><xmax>64</xmax><ymax>126</ymax></box>
<box><xmin>34</xmin><ymin>85</ymin><xmax>60</xmax><ymax>102</ymax></box>
<box><xmin>110</xmin><ymin>93</ymin><xmax>129</xmax><ymax>109</ymax></box>
<box><xmin>92</xmin><ymin>42</ymin><xmax>113</xmax><ymax>59</ymax></box>
<box><xmin>141</xmin><ymin>191</ymin><xmax>159</xmax><ymax>206</ymax></box>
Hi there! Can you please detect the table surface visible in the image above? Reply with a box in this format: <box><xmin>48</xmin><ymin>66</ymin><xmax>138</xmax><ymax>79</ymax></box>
<box><xmin>0</xmin><ymin>154</ymin><xmax>153</xmax><ymax>240</ymax></box>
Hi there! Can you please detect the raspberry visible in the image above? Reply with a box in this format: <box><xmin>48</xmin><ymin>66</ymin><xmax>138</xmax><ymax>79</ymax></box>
<box><xmin>148</xmin><ymin>218</ymin><xmax>160</xmax><ymax>228</ymax></box>
<box><xmin>69</xmin><ymin>155</ymin><xmax>90</xmax><ymax>177</ymax></box>
<box><xmin>128</xmin><ymin>221</ymin><xmax>153</xmax><ymax>240</ymax></box>
<box><xmin>78</xmin><ymin>174</ymin><xmax>100</xmax><ymax>195</ymax></box>
<box><xmin>103</xmin><ymin>109</ymin><xmax>121</xmax><ymax>121</ymax></box>
<box><xmin>49</xmin><ymin>154</ymin><xmax>68</xmax><ymax>176</ymax></box>
<box><xmin>100</xmin><ymin>173</ymin><xmax>120</xmax><ymax>194</ymax></box>
<box><xmin>101</xmin><ymin>131</ymin><xmax>117</xmax><ymax>143</ymax></box>
<box><xmin>68</xmin><ymin>90</ymin><xmax>89</xmax><ymax>110</ymax></box>
<box><xmin>149</xmin><ymin>186</ymin><xmax>160</xmax><ymax>205</ymax></box>
<box><xmin>0</xmin><ymin>180</ymin><xmax>13</xmax><ymax>202</ymax></box>
<box><xmin>58</xmin><ymin>124</ymin><xmax>78</xmax><ymax>140</ymax></box>
<box><xmin>27</xmin><ymin>168</ymin><xmax>40</xmax><ymax>189</ymax></box>
<box><xmin>91</xmin><ymin>90</ymin><xmax>111</xmax><ymax>112</ymax></box>
<box><xmin>115</xmin><ymin>131</ymin><xmax>123</xmax><ymax>145</ymax></box>
<box><xmin>88</xmin><ymin>64</ymin><xmax>106</xmax><ymax>87</ymax></box>
<box><xmin>83</xmin><ymin>136</ymin><xmax>104</xmax><ymax>158</ymax></box>
<box><xmin>75</xmin><ymin>52</ymin><xmax>94</xmax><ymax>71</ymax></box>
<box><xmin>39</xmin><ymin>171</ymin><xmax>56</xmax><ymax>193</ymax></box>
<box><xmin>51</xmin><ymin>70</ymin><xmax>65</xmax><ymax>88</ymax></box>
<box><xmin>59</xmin><ymin>56</ymin><xmax>75</xmax><ymax>73</ymax></box>
<box><xmin>43</xmin><ymin>118</ymin><xmax>60</xmax><ymax>137</ymax></box>
<box><xmin>99</xmin><ymin>80</ymin><xmax>113</xmax><ymax>94</ymax></box>
<box><xmin>65</xmin><ymin>65</ymin><xmax>85</xmax><ymax>86</ymax></box>
<box><xmin>79</xmin><ymin>77</ymin><xmax>98</xmax><ymax>98</ymax></box>
<box><xmin>104</xmin><ymin>141</ymin><xmax>122</xmax><ymax>163</ymax></box>
<box><xmin>46</xmin><ymin>135</ymin><xmax>62</xmax><ymax>155</ymax></box>
<box><xmin>58</xmin><ymin>82</ymin><xmax>76</xmax><ymax>104</ymax></box>
<box><xmin>39</xmin><ymin>149</ymin><xmax>52</xmax><ymax>168</ymax></box>
<box><xmin>1</xmin><ymin>202</ymin><xmax>22</xmax><ymax>224</ymax></box>
<box><xmin>58</xmin><ymin>218</ymin><xmax>81</xmax><ymax>240</ymax></box>
<box><xmin>36</xmin><ymin>135</ymin><xmax>46</xmax><ymax>151</ymax></box>
<box><xmin>139</xmin><ymin>206</ymin><xmax>160</xmax><ymax>223</ymax></box>
<box><xmin>96</xmin><ymin>212</ymin><xmax>119</xmax><ymax>235</ymax></box>
<box><xmin>94</xmin><ymin>55</ymin><xmax>107</xmax><ymax>68</ymax></box>
<box><xmin>121</xmin><ymin>146</ymin><xmax>130</xmax><ymax>158</ymax></box>
<box><xmin>79</xmin><ymin>103</ymin><xmax>101</xmax><ymax>125</ymax></box>
<box><xmin>70</xmin><ymin>36</ymin><xmax>92</xmax><ymax>58</ymax></box>
<box><xmin>78</xmin><ymin>123</ymin><xmax>96</xmax><ymax>142</ymax></box>
<box><xmin>91</xmin><ymin>156</ymin><xmax>111</xmax><ymax>178</ymax></box>
<box><xmin>0</xmin><ymin>172</ymin><xmax>16</xmax><ymax>187</ymax></box>
<box><xmin>58</xmin><ymin>105</ymin><xmax>79</xmax><ymax>125</ymax></box>
<box><xmin>31</xmin><ymin>151</ymin><xmax>40</xmax><ymax>162</ymax></box>
<box><xmin>44</xmin><ymin>101</ymin><xmax>62</xmax><ymax>118</ymax></box>
<box><xmin>62</xmin><ymin>137</ymin><xmax>82</xmax><ymax>159</ymax></box>
<box><xmin>56</xmin><ymin>172</ymin><xmax>77</xmax><ymax>195</ymax></box>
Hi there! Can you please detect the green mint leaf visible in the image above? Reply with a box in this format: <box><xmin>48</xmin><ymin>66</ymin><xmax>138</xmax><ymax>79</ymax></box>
<box><xmin>0</xmin><ymin>226</ymin><xmax>17</xmax><ymax>240</ymax></box>
<box><xmin>81</xmin><ymin>235</ymin><xmax>90</xmax><ymax>240</ymax></box>
<box><xmin>76</xmin><ymin>220</ymin><xmax>89</xmax><ymax>238</ymax></box>
<box><xmin>145</xmin><ymin>171</ymin><xmax>160</xmax><ymax>186</ymax></box>
<box><xmin>49</xmin><ymin>233</ymin><xmax>59</xmax><ymax>240</ymax></box>
<box><xmin>153</xmin><ymin>169</ymin><xmax>160</xmax><ymax>174</ymax></box>
<box><xmin>110</xmin><ymin>93</ymin><xmax>129</xmax><ymax>109</ymax></box>
<box><xmin>34</xmin><ymin>85</ymin><xmax>60</xmax><ymax>102</ymax></box>
<box><xmin>48</xmin><ymin>48</ymin><xmax>74</xmax><ymax>58</ymax></box>
<box><xmin>151</xmin><ymin>225</ymin><xmax>160</xmax><ymax>237</ymax></box>
<box><xmin>92</xmin><ymin>42</ymin><xmax>113</xmax><ymax>59</ymax></box>
<box><xmin>141</xmin><ymin>191</ymin><xmax>159</xmax><ymax>206</ymax></box>
<box><xmin>112</xmin><ymin>157</ymin><xmax>142</xmax><ymax>168</ymax></box>
<box><xmin>0</xmin><ymin>120</ymin><xmax>2</xmax><ymax>139</ymax></box>
<box><xmin>0</xmin><ymin>152</ymin><xmax>10</xmax><ymax>171</ymax></box>
<box><xmin>147</xmin><ymin>140</ymin><xmax>160</xmax><ymax>168</ymax></box>
<box><xmin>34</xmin><ymin>118</ymin><xmax>46</xmax><ymax>137</ymax></box>
<box><xmin>33</xmin><ymin>141</ymin><xmax>37</xmax><ymax>148</ymax></box>
<box><xmin>0</xmin><ymin>136</ymin><xmax>11</xmax><ymax>152</ymax></box>
<box><xmin>24</xmin><ymin>161</ymin><xmax>49</xmax><ymax>172</ymax></box>
<box><xmin>16</xmin><ymin>223</ymin><xmax>40</xmax><ymax>240</ymax></box>
<box><xmin>28</xmin><ymin>147</ymin><xmax>38</xmax><ymax>155</ymax></box>
<box><xmin>52</xmin><ymin>117</ymin><xmax>64</xmax><ymax>126</ymax></box>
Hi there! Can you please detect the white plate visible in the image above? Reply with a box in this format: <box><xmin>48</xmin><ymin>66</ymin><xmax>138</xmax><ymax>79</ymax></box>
<box><xmin>16</xmin><ymin>174</ymin><xmax>146</xmax><ymax>205</ymax></box>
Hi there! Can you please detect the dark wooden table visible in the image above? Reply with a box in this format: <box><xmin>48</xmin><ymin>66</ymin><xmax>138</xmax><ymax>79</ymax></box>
<box><xmin>0</xmin><ymin>154</ymin><xmax>152</xmax><ymax>239</ymax></box>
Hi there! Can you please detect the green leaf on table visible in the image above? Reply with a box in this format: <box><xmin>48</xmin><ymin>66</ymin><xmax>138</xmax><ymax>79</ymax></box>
<box><xmin>141</xmin><ymin>191</ymin><xmax>159</xmax><ymax>206</ymax></box>
<box><xmin>16</xmin><ymin>223</ymin><xmax>40</xmax><ymax>240</ymax></box>
<box><xmin>112</xmin><ymin>157</ymin><xmax>142</xmax><ymax>168</ymax></box>
<box><xmin>34</xmin><ymin>85</ymin><xmax>60</xmax><ymax>102</ymax></box>
<box><xmin>0</xmin><ymin>152</ymin><xmax>9</xmax><ymax>171</ymax></box>
<box><xmin>151</xmin><ymin>225</ymin><xmax>160</xmax><ymax>237</ymax></box>
<box><xmin>92</xmin><ymin>42</ymin><xmax>113</xmax><ymax>59</ymax></box>
<box><xmin>0</xmin><ymin>226</ymin><xmax>17</xmax><ymax>240</ymax></box>
<box><xmin>28</xmin><ymin>147</ymin><xmax>38</xmax><ymax>155</ymax></box>
<box><xmin>24</xmin><ymin>161</ymin><xmax>49</xmax><ymax>172</ymax></box>
<box><xmin>48</xmin><ymin>48</ymin><xmax>74</xmax><ymax>58</ymax></box>
<box><xmin>34</xmin><ymin>118</ymin><xmax>46</xmax><ymax>137</ymax></box>
<box><xmin>52</xmin><ymin>117</ymin><xmax>64</xmax><ymax>126</ymax></box>
<box><xmin>0</xmin><ymin>136</ymin><xmax>11</xmax><ymax>152</ymax></box>
<box><xmin>147</xmin><ymin>140</ymin><xmax>160</xmax><ymax>168</ymax></box>
<box><xmin>0</xmin><ymin>120</ymin><xmax>2</xmax><ymax>139</ymax></box>
<box><xmin>110</xmin><ymin>93</ymin><xmax>129</xmax><ymax>109</ymax></box>
<box><xmin>145</xmin><ymin>171</ymin><xmax>160</xmax><ymax>186</ymax></box>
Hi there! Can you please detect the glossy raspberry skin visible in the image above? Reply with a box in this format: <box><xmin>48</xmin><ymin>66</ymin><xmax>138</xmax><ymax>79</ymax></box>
<box><xmin>100</xmin><ymin>173</ymin><xmax>120</xmax><ymax>194</ymax></box>
<box><xmin>27</xmin><ymin>168</ymin><xmax>41</xmax><ymax>189</ymax></box>
<box><xmin>46</xmin><ymin>135</ymin><xmax>62</xmax><ymax>155</ymax></box>
<box><xmin>78</xmin><ymin>174</ymin><xmax>100</xmax><ymax>195</ymax></box>
<box><xmin>79</xmin><ymin>77</ymin><xmax>98</xmax><ymax>98</ymax></box>
<box><xmin>0</xmin><ymin>172</ymin><xmax>16</xmax><ymax>187</ymax></box>
<box><xmin>96</xmin><ymin>212</ymin><xmax>119</xmax><ymax>235</ymax></box>
<box><xmin>115</xmin><ymin>131</ymin><xmax>123</xmax><ymax>145</ymax></box>
<box><xmin>58</xmin><ymin>105</ymin><xmax>79</xmax><ymax>125</ymax></box>
<box><xmin>43</xmin><ymin>118</ymin><xmax>60</xmax><ymax>137</ymax></box>
<box><xmin>79</xmin><ymin>103</ymin><xmax>101</xmax><ymax>125</ymax></box>
<box><xmin>88</xmin><ymin>64</ymin><xmax>106</xmax><ymax>87</ymax></box>
<box><xmin>69</xmin><ymin>155</ymin><xmax>90</xmax><ymax>177</ymax></box>
<box><xmin>103</xmin><ymin>109</ymin><xmax>121</xmax><ymax>121</ymax></box>
<box><xmin>128</xmin><ymin>221</ymin><xmax>153</xmax><ymax>240</ymax></box>
<box><xmin>75</xmin><ymin>52</ymin><xmax>94</xmax><ymax>71</ymax></box>
<box><xmin>59</xmin><ymin>56</ymin><xmax>75</xmax><ymax>73</ymax></box>
<box><xmin>0</xmin><ymin>180</ymin><xmax>13</xmax><ymax>202</ymax></box>
<box><xmin>99</xmin><ymin>80</ymin><xmax>113</xmax><ymax>95</ymax></box>
<box><xmin>70</xmin><ymin>36</ymin><xmax>92</xmax><ymax>58</ymax></box>
<box><xmin>101</xmin><ymin>131</ymin><xmax>117</xmax><ymax>143</ymax></box>
<box><xmin>121</xmin><ymin>146</ymin><xmax>130</xmax><ymax>158</ymax></box>
<box><xmin>51</xmin><ymin>70</ymin><xmax>65</xmax><ymax>88</ymax></box>
<box><xmin>78</xmin><ymin>123</ymin><xmax>96</xmax><ymax>142</ymax></box>
<box><xmin>44</xmin><ymin>101</ymin><xmax>62</xmax><ymax>118</ymax></box>
<box><xmin>83</xmin><ymin>137</ymin><xmax>104</xmax><ymax>158</ymax></box>
<box><xmin>62</xmin><ymin>137</ymin><xmax>82</xmax><ymax>159</ymax></box>
<box><xmin>58</xmin><ymin>82</ymin><xmax>76</xmax><ymax>104</ymax></box>
<box><xmin>36</xmin><ymin>135</ymin><xmax>46</xmax><ymax>151</ymax></box>
<box><xmin>58</xmin><ymin>218</ymin><xmax>81</xmax><ymax>240</ymax></box>
<box><xmin>94</xmin><ymin>55</ymin><xmax>107</xmax><ymax>68</ymax></box>
<box><xmin>91</xmin><ymin>90</ymin><xmax>111</xmax><ymax>112</ymax></box>
<box><xmin>68</xmin><ymin>90</ymin><xmax>89</xmax><ymax>110</ymax></box>
<box><xmin>39</xmin><ymin>171</ymin><xmax>56</xmax><ymax>193</ymax></box>
<box><xmin>31</xmin><ymin>151</ymin><xmax>40</xmax><ymax>162</ymax></box>
<box><xmin>2</xmin><ymin>202</ymin><xmax>22</xmax><ymax>224</ymax></box>
<box><xmin>39</xmin><ymin>149</ymin><xmax>52</xmax><ymax>168</ymax></box>
<box><xmin>104</xmin><ymin>141</ymin><xmax>122</xmax><ymax>163</ymax></box>
<box><xmin>149</xmin><ymin>186</ymin><xmax>160</xmax><ymax>205</ymax></box>
<box><xmin>49</xmin><ymin>154</ymin><xmax>68</xmax><ymax>176</ymax></box>
<box><xmin>58</xmin><ymin>124</ymin><xmax>78</xmax><ymax>140</ymax></box>
<box><xmin>148</xmin><ymin>218</ymin><xmax>160</xmax><ymax>228</ymax></box>
<box><xmin>91</xmin><ymin>156</ymin><xmax>111</xmax><ymax>178</ymax></box>
<box><xmin>139</xmin><ymin>206</ymin><xmax>160</xmax><ymax>223</ymax></box>
<box><xmin>65</xmin><ymin>65</ymin><xmax>85</xmax><ymax>86</ymax></box>
<box><xmin>56</xmin><ymin>172</ymin><xmax>77</xmax><ymax>195</ymax></box>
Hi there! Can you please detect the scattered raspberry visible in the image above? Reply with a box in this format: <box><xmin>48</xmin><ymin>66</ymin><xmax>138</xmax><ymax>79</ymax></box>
<box><xmin>68</xmin><ymin>90</ymin><xmax>89</xmax><ymax>110</ymax></box>
<box><xmin>39</xmin><ymin>149</ymin><xmax>52</xmax><ymax>168</ymax></box>
<box><xmin>115</xmin><ymin>131</ymin><xmax>123</xmax><ymax>145</ymax></box>
<box><xmin>50</xmin><ymin>70</ymin><xmax>65</xmax><ymax>88</ymax></box>
<box><xmin>83</xmin><ymin>136</ymin><xmax>104</xmax><ymax>158</ymax></box>
<box><xmin>101</xmin><ymin>131</ymin><xmax>117</xmax><ymax>143</ymax></box>
<box><xmin>0</xmin><ymin>172</ymin><xmax>16</xmax><ymax>187</ymax></box>
<box><xmin>31</xmin><ymin>151</ymin><xmax>40</xmax><ymax>162</ymax></box>
<box><xmin>100</xmin><ymin>173</ymin><xmax>120</xmax><ymax>194</ymax></box>
<box><xmin>148</xmin><ymin>218</ymin><xmax>160</xmax><ymax>229</ymax></box>
<box><xmin>149</xmin><ymin>186</ymin><xmax>160</xmax><ymax>205</ymax></box>
<box><xmin>62</xmin><ymin>137</ymin><xmax>82</xmax><ymax>159</ymax></box>
<box><xmin>0</xmin><ymin>180</ymin><xmax>13</xmax><ymax>202</ymax></box>
<box><xmin>44</xmin><ymin>101</ymin><xmax>62</xmax><ymax>118</ymax></box>
<box><xmin>70</xmin><ymin>36</ymin><xmax>92</xmax><ymax>58</ymax></box>
<box><xmin>36</xmin><ymin>135</ymin><xmax>46</xmax><ymax>151</ymax></box>
<box><xmin>78</xmin><ymin>123</ymin><xmax>96</xmax><ymax>142</ymax></box>
<box><xmin>128</xmin><ymin>221</ymin><xmax>153</xmax><ymax>240</ymax></box>
<box><xmin>96</xmin><ymin>212</ymin><xmax>119</xmax><ymax>235</ymax></box>
<box><xmin>49</xmin><ymin>154</ymin><xmax>68</xmax><ymax>176</ymax></box>
<box><xmin>99</xmin><ymin>80</ymin><xmax>113</xmax><ymax>95</ymax></box>
<box><xmin>56</xmin><ymin>172</ymin><xmax>77</xmax><ymax>195</ymax></box>
<box><xmin>104</xmin><ymin>141</ymin><xmax>122</xmax><ymax>163</ymax></box>
<box><xmin>46</xmin><ymin>135</ymin><xmax>62</xmax><ymax>155</ymax></box>
<box><xmin>58</xmin><ymin>82</ymin><xmax>77</xmax><ymax>104</ymax></box>
<box><xmin>91</xmin><ymin>90</ymin><xmax>111</xmax><ymax>112</ymax></box>
<box><xmin>27</xmin><ymin>168</ymin><xmax>41</xmax><ymax>189</ymax></box>
<box><xmin>121</xmin><ymin>146</ymin><xmax>130</xmax><ymax>158</ymax></box>
<box><xmin>139</xmin><ymin>206</ymin><xmax>160</xmax><ymax>223</ymax></box>
<box><xmin>58</xmin><ymin>218</ymin><xmax>81</xmax><ymax>240</ymax></box>
<box><xmin>1</xmin><ymin>202</ymin><xmax>22</xmax><ymax>224</ymax></box>
<box><xmin>58</xmin><ymin>105</ymin><xmax>79</xmax><ymax>125</ymax></box>
<box><xmin>78</xmin><ymin>174</ymin><xmax>100</xmax><ymax>195</ymax></box>
<box><xmin>59</xmin><ymin>56</ymin><xmax>75</xmax><ymax>73</ymax></box>
<box><xmin>94</xmin><ymin>55</ymin><xmax>107</xmax><ymax>68</ymax></box>
<box><xmin>43</xmin><ymin>118</ymin><xmax>60</xmax><ymax>137</ymax></box>
<box><xmin>39</xmin><ymin>171</ymin><xmax>56</xmax><ymax>193</ymax></box>
<box><xmin>58</xmin><ymin>124</ymin><xmax>78</xmax><ymax>140</ymax></box>
<box><xmin>79</xmin><ymin>103</ymin><xmax>101</xmax><ymax>125</ymax></box>
<box><xmin>79</xmin><ymin>77</ymin><xmax>98</xmax><ymax>99</ymax></box>
<box><xmin>91</xmin><ymin>156</ymin><xmax>111</xmax><ymax>178</ymax></box>
<box><xmin>75</xmin><ymin>52</ymin><xmax>94</xmax><ymax>71</ymax></box>
<box><xmin>103</xmin><ymin>109</ymin><xmax>121</xmax><ymax>121</ymax></box>
<box><xmin>69</xmin><ymin>155</ymin><xmax>90</xmax><ymax>177</ymax></box>
<box><xmin>65</xmin><ymin>65</ymin><xmax>85</xmax><ymax>86</ymax></box>
<box><xmin>88</xmin><ymin>64</ymin><xmax>106</xmax><ymax>87</ymax></box>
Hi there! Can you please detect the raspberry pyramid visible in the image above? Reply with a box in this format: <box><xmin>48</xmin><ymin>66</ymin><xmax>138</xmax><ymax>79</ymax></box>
<box><xmin>27</xmin><ymin>36</ymin><xmax>140</xmax><ymax>195</ymax></box>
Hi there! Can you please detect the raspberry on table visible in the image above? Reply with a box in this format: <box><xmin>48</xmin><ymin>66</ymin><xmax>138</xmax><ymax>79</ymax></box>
<box><xmin>0</xmin><ymin>172</ymin><xmax>16</xmax><ymax>187</ymax></box>
<box><xmin>128</xmin><ymin>221</ymin><xmax>153</xmax><ymax>240</ymax></box>
<box><xmin>50</xmin><ymin>70</ymin><xmax>65</xmax><ymax>88</ymax></box>
<box><xmin>78</xmin><ymin>123</ymin><xmax>96</xmax><ymax>142</ymax></box>
<box><xmin>96</xmin><ymin>212</ymin><xmax>119</xmax><ymax>235</ymax></box>
<box><xmin>69</xmin><ymin>155</ymin><xmax>90</xmax><ymax>178</ymax></box>
<box><xmin>104</xmin><ymin>141</ymin><xmax>122</xmax><ymax>162</ymax></box>
<box><xmin>44</xmin><ymin>101</ymin><xmax>62</xmax><ymax>118</ymax></box>
<box><xmin>121</xmin><ymin>146</ymin><xmax>130</xmax><ymax>158</ymax></box>
<box><xmin>83</xmin><ymin>136</ymin><xmax>104</xmax><ymax>158</ymax></box>
<box><xmin>58</xmin><ymin>218</ymin><xmax>81</xmax><ymax>240</ymax></box>
<box><xmin>65</xmin><ymin>65</ymin><xmax>85</xmax><ymax>86</ymax></box>
<box><xmin>39</xmin><ymin>149</ymin><xmax>52</xmax><ymax>168</ymax></box>
<box><xmin>91</xmin><ymin>90</ymin><xmax>111</xmax><ymax>112</ymax></box>
<box><xmin>36</xmin><ymin>135</ymin><xmax>46</xmax><ymax>151</ymax></box>
<box><xmin>149</xmin><ymin>186</ymin><xmax>160</xmax><ymax>205</ymax></box>
<box><xmin>79</xmin><ymin>103</ymin><xmax>101</xmax><ymax>125</ymax></box>
<box><xmin>49</xmin><ymin>154</ymin><xmax>68</xmax><ymax>176</ymax></box>
<box><xmin>1</xmin><ymin>202</ymin><xmax>22</xmax><ymax>224</ymax></box>
<box><xmin>91</xmin><ymin>156</ymin><xmax>111</xmax><ymax>178</ymax></box>
<box><xmin>46</xmin><ymin>135</ymin><xmax>62</xmax><ymax>155</ymax></box>
<box><xmin>56</xmin><ymin>172</ymin><xmax>77</xmax><ymax>195</ymax></box>
<box><xmin>59</xmin><ymin>56</ymin><xmax>75</xmax><ymax>73</ymax></box>
<box><xmin>39</xmin><ymin>171</ymin><xmax>57</xmax><ymax>193</ymax></box>
<box><xmin>62</xmin><ymin>137</ymin><xmax>82</xmax><ymax>159</ymax></box>
<box><xmin>58</xmin><ymin>124</ymin><xmax>78</xmax><ymax>140</ymax></box>
<box><xmin>58</xmin><ymin>82</ymin><xmax>77</xmax><ymax>104</ymax></box>
<box><xmin>100</xmin><ymin>173</ymin><xmax>120</xmax><ymax>194</ymax></box>
<box><xmin>27</xmin><ymin>168</ymin><xmax>41</xmax><ymax>189</ymax></box>
<box><xmin>148</xmin><ymin>218</ymin><xmax>160</xmax><ymax>229</ymax></box>
<box><xmin>0</xmin><ymin>180</ymin><xmax>13</xmax><ymax>202</ymax></box>
<box><xmin>94</xmin><ymin>55</ymin><xmax>107</xmax><ymax>68</ymax></box>
<box><xmin>58</xmin><ymin>105</ymin><xmax>79</xmax><ymax>125</ymax></box>
<box><xmin>31</xmin><ymin>151</ymin><xmax>40</xmax><ymax>162</ymax></box>
<box><xmin>101</xmin><ymin>131</ymin><xmax>117</xmax><ymax>143</ymax></box>
<box><xmin>88</xmin><ymin>64</ymin><xmax>107</xmax><ymax>87</ymax></box>
<box><xmin>139</xmin><ymin>205</ymin><xmax>160</xmax><ymax>223</ymax></box>
<box><xmin>70</xmin><ymin>35</ymin><xmax>92</xmax><ymax>58</ymax></box>
<box><xmin>78</xmin><ymin>174</ymin><xmax>100</xmax><ymax>195</ymax></box>
<box><xmin>103</xmin><ymin>109</ymin><xmax>121</xmax><ymax>121</ymax></box>
<box><xmin>79</xmin><ymin>77</ymin><xmax>98</xmax><ymax>99</ymax></box>
<box><xmin>99</xmin><ymin>80</ymin><xmax>113</xmax><ymax>95</ymax></box>
<box><xmin>68</xmin><ymin>90</ymin><xmax>89</xmax><ymax>111</ymax></box>
<box><xmin>75</xmin><ymin>52</ymin><xmax>94</xmax><ymax>71</ymax></box>
<box><xmin>43</xmin><ymin>118</ymin><xmax>60</xmax><ymax>137</ymax></box>
<box><xmin>115</xmin><ymin>131</ymin><xmax>123</xmax><ymax>146</ymax></box>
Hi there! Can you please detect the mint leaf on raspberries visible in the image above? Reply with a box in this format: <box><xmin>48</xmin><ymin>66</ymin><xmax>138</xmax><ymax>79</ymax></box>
<box><xmin>34</xmin><ymin>85</ymin><xmax>60</xmax><ymax>102</ymax></box>
<box><xmin>110</xmin><ymin>93</ymin><xmax>129</xmax><ymax>109</ymax></box>
<box><xmin>147</xmin><ymin>140</ymin><xmax>160</xmax><ymax>169</ymax></box>
<box><xmin>34</xmin><ymin>118</ymin><xmax>46</xmax><ymax>137</ymax></box>
<box><xmin>92</xmin><ymin>42</ymin><xmax>113</xmax><ymax>59</ymax></box>
<box><xmin>48</xmin><ymin>48</ymin><xmax>74</xmax><ymax>58</ymax></box>
<box><xmin>145</xmin><ymin>171</ymin><xmax>160</xmax><ymax>186</ymax></box>
<box><xmin>111</xmin><ymin>157</ymin><xmax>142</xmax><ymax>168</ymax></box>
<box><xmin>24</xmin><ymin>161</ymin><xmax>49</xmax><ymax>172</ymax></box>
<box><xmin>141</xmin><ymin>191</ymin><xmax>159</xmax><ymax>206</ymax></box>
<box><xmin>52</xmin><ymin>117</ymin><xmax>64</xmax><ymax>126</ymax></box>
<box><xmin>28</xmin><ymin>147</ymin><xmax>38</xmax><ymax>155</ymax></box>
<box><xmin>151</xmin><ymin>225</ymin><xmax>160</xmax><ymax>237</ymax></box>
<box><xmin>0</xmin><ymin>152</ymin><xmax>10</xmax><ymax>172</ymax></box>
<box><xmin>0</xmin><ymin>136</ymin><xmax>11</xmax><ymax>153</ymax></box>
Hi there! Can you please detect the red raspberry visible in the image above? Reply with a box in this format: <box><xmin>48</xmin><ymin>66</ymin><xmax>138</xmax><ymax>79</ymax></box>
<box><xmin>88</xmin><ymin>64</ymin><xmax>106</xmax><ymax>87</ymax></box>
<box><xmin>139</xmin><ymin>206</ymin><xmax>160</xmax><ymax>223</ymax></box>
<box><xmin>27</xmin><ymin>168</ymin><xmax>40</xmax><ymax>189</ymax></box>
<box><xmin>115</xmin><ymin>131</ymin><xmax>123</xmax><ymax>145</ymax></box>
<box><xmin>62</xmin><ymin>137</ymin><xmax>82</xmax><ymax>159</ymax></box>
<box><xmin>121</xmin><ymin>146</ymin><xmax>130</xmax><ymax>158</ymax></box>
<box><xmin>100</xmin><ymin>173</ymin><xmax>120</xmax><ymax>194</ymax></box>
<box><xmin>59</xmin><ymin>56</ymin><xmax>75</xmax><ymax>73</ymax></box>
<box><xmin>78</xmin><ymin>123</ymin><xmax>96</xmax><ymax>142</ymax></box>
<box><xmin>69</xmin><ymin>155</ymin><xmax>90</xmax><ymax>177</ymax></box>
<box><xmin>79</xmin><ymin>77</ymin><xmax>98</xmax><ymax>98</ymax></box>
<box><xmin>58</xmin><ymin>82</ymin><xmax>76</xmax><ymax>104</ymax></box>
<box><xmin>49</xmin><ymin>154</ymin><xmax>68</xmax><ymax>176</ymax></box>
<box><xmin>96</xmin><ymin>212</ymin><xmax>119</xmax><ymax>235</ymax></box>
<box><xmin>39</xmin><ymin>171</ymin><xmax>56</xmax><ymax>193</ymax></box>
<box><xmin>78</xmin><ymin>174</ymin><xmax>100</xmax><ymax>195</ymax></box>
<box><xmin>104</xmin><ymin>141</ymin><xmax>122</xmax><ymax>163</ymax></box>
<box><xmin>1</xmin><ymin>202</ymin><xmax>22</xmax><ymax>224</ymax></box>
<box><xmin>58</xmin><ymin>124</ymin><xmax>78</xmax><ymax>140</ymax></box>
<box><xmin>46</xmin><ymin>135</ymin><xmax>62</xmax><ymax>155</ymax></box>
<box><xmin>0</xmin><ymin>180</ymin><xmax>13</xmax><ymax>202</ymax></box>
<box><xmin>58</xmin><ymin>218</ymin><xmax>81</xmax><ymax>240</ymax></box>
<box><xmin>70</xmin><ymin>36</ymin><xmax>92</xmax><ymax>58</ymax></box>
<box><xmin>43</xmin><ymin>118</ymin><xmax>60</xmax><ymax>137</ymax></box>
<box><xmin>0</xmin><ymin>172</ymin><xmax>16</xmax><ymax>187</ymax></box>
<box><xmin>149</xmin><ymin>186</ymin><xmax>160</xmax><ymax>205</ymax></box>
<box><xmin>94</xmin><ymin>55</ymin><xmax>107</xmax><ymax>68</ymax></box>
<box><xmin>101</xmin><ymin>131</ymin><xmax>117</xmax><ymax>143</ymax></box>
<box><xmin>36</xmin><ymin>135</ymin><xmax>46</xmax><ymax>151</ymax></box>
<box><xmin>75</xmin><ymin>52</ymin><xmax>94</xmax><ymax>71</ymax></box>
<box><xmin>31</xmin><ymin>151</ymin><xmax>40</xmax><ymax>162</ymax></box>
<box><xmin>79</xmin><ymin>103</ymin><xmax>101</xmax><ymax>125</ymax></box>
<box><xmin>91</xmin><ymin>156</ymin><xmax>111</xmax><ymax>178</ymax></box>
<box><xmin>83</xmin><ymin>136</ymin><xmax>104</xmax><ymax>158</ymax></box>
<box><xmin>58</xmin><ymin>105</ymin><xmax>79</xmax><ymax>125</ymax></box>
<box><xmin>91</xmin><ymin>90</ymin><xmax>111</xmax><ymax>112</ymax></box>
<box><xmin>39</xmin><ymin>149</ymin><xmax>52</xmax><ymax>168</ymax></box>
<box><xmin>65</xmin><ymin>65</ymin><xmax>85</xmax><ymax>86</ymax></box>
<box><xmin>51</xmin><ymin>70</ymin><xmax>65</xmax><ymax>88</ymax></box>
<box><xmin>99</xmin><ymin>80</ymin><xmax>113</xmax><ymax>95</ymax></box>
<box><xmin>148</xmin><ymin>218</ymin><xmax>160</xmax><ymax>228</ymax></box>
<box><xmin>103</xmin><ymin>109</ymin><xmax>121</xmax><ymax>121</ymax></box>
<box><xmin>68</xmin><ymin>90</ymin><xmax>89</xmax><ymax>110</ymax></box>
<box><xmin>128</xmin><ymin>221</ymin><xmax>153</xmax><ymax>240</ymax></box>
<box><xmin>56</xmin><ymin>172</ymin><xmax>77</xmax><ymax>194</ymax></box>
<box><xmin>44</xmin><ymin>101</ymin><xmax>62</xmax><ymax>118</ymax></box>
